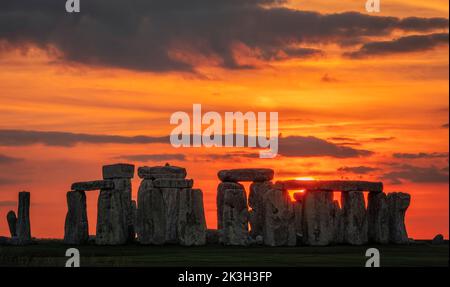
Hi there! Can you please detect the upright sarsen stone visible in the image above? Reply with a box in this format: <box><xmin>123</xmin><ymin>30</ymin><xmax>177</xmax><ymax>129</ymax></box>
<box><xmin>387</xmin><ymin>192</ymin><xmax>411</xmax><ymax>244</ymax></box>
<box><xmin>368</xmin><ymin>192</ymin><xmax>389</xmax><ymax>244</ymax></box>
<box><xmin>341</xmin><ymin>191</ymin><xmax>368</xmax><ymax>245</ymax></box>
<box><xmin>178</xmin><ymin>189</ymin><xmax>207</xmax><ymax>246</ymax></box>
<box><xmin>217</xmin><ymin>182</ymin><xmax>244</xmax><ymax>230</ymax></box>
<box><xmin>161</xmin><ymin>188</ymin><xmax>180</xmax><ymax>243</ymax></box>
<box><xmin>219</xmin><ymin>187</ymin><xmax>249</xmax><ymax>246</ymax></box>
<box><xmin>16</xmin><ymin>191</ymin><xmax>31</xmax><ymax>244</ymax></box>
<box><xmin>96</xmin><ymin>188</ymin><xmax>128</xmax><ymax>245</ymax></box>
<box><xmin>64</xmin><ymin>191</ymin><xmax>89</xmax><ymax>245</ymax></box>
<box><xmin>248</xmin><ymin>181</ymin><xmax>272</xmax><ymax>238</ymax></box>
<box><xmin>302</xmin><ymin>191</ymin><xmax>334</xmax><ymax>246</ymax></box>
<box><xmin>7</xmin><ymin>211</ymin><xmax>17</xmax><ymax>238</ymax></box>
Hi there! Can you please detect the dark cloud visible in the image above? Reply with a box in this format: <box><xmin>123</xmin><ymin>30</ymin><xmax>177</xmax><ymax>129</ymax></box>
<box><xmin>0</xmin><ymin>0</ymin><xmax>448</xmax><ymax>71</ymax></box>
<box><xmin>115</xmin><ymin>154</ymin><xmax>186</xmax><ymax>162</ymax></box>
<box><xmin>0</xmin><ymin>201</ymin><xmax>16</xmax><ymax>207</ymax></box>
<box><xmin>338</xmin><ymin>166</ymin><xmax>379</xmax><ymax>174</ymax></box>
<box><xmin>197</xmin><ymin>152</ymin><xmax>261</xmax><ymax>161</ymax></box>
<box><xmin>393</xmin><ymin>152</ymin><xmax>449</xmax><ymax>159</ymax></box>
<box><xmin>0</xmin><ymin>154</ymin><xmax>22</xmax><ymax>164</ymax></box>
<box><xmin>381</xmin><ymin>164</ymin><xmax>449</xmax><ymax>184</ymax></box>
<box><xmin>442</xmin><ymin>123</ymin><xmax>449</xmax><ymax>129</ymax></box>
<box><xmin>278</xmin><ymin>136</ymin><xmax>373</xmax><ymax>158</ymax></box>
<box><xmin>321</xmin><ymin>74</ymin><xmax>339</xmax><ymax>83</ymax></box>
<box><xmin>346</xmin><ymin>33</ymin><xmax>449</xmax><ymax>58</ymax></box>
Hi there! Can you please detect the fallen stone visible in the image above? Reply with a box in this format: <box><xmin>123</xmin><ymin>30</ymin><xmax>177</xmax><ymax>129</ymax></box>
<box><xmin>161</xmin><ymin>188</ymin><xmax>180</xmax><ymax>243</ymax></box>
<box><xmin>277</xmin><ymin>180</ymin><xmax>383</xmax><ymax>193</ymax></box>
<box><xmin>431</xmin><ymin>234</ymin><xmax>445</xmax><ymax>245</ymax></box>
<box><xmin>218</xmin><ymin>169</ymin><xmax>274</xmax><ymax>182</ymax></box>
<box><xmin>138</xmin><ymin>165</ymin><xmax>187</xmax><ymax>179</ymax></box>
<box><xmin>7</xmin><ymin>210</ymin><xmax>17</xmax><ymax>237</ymax></box>
<box><xmin>387</xmin><ymin>192</ymin><xmax>411</xmax><ymax>244</ymax></box>
<box><xmin>263</xmin><ymin>188</ymin><xmax>296</xmax><ymax>246</ymax></box>
<box><xmin>302</xmin><ymin>191</ymin><xmax>335</xmax><ymax>246</ymax></box>
<box><xmin>16</xmin><ymin>191</ymin><xmax>31</xmax><ymax>245</ymax></box>
<box><xmin>71</xmin><ymin>180</ymin><xmax>114</xmax><ymax>191</ymax></box>
<box><xmin>219</xmin><ymin>188</ymin><xmax>249</xmax><ymax>246</ymax></box>
<box><xmin>178</xmin><ymin>189</ymin><xmax>207</xmax><ymax>246</ymax></box>
<box><xmin>248</xmin><ymin>181</ymin><xmax>273</xmax><ymax>238</ymax></box>
<box><xmin>64</xmin><ymin>191</ymin><xmax>89</xmax><ymax>245</ymax></box>
<box><xmin>341</xmin><ymin>191</ymin><xmax>368</xmax><ymax>245</ymax></box>
<box><xmin>368</xmin><ymin>192</ymin><xmax>389</xmax><ymax>244</ymax></box>
<box><xmin>217</xmin><ymin>182</ymin><xmax>244</xmax><ymax>230</ymax></box>
<box><xmin>102</xmin><ymin>163</ymin><xmax>135</xmax><ymax>179</ymax></box>
<box><xmin>153</xmin><ymin>178</ymin><xmax>193</xmax><ymax>188</ymax></box>
<box><xmin>206</xmin><ymin>229</ymin><xmax>220</xmax><ymax>244</ymax></box>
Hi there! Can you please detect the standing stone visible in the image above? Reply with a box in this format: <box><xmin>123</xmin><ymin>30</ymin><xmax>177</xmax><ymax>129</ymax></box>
<box><xmin>219</xmin><ymin>187</ymin><xmax>249</xmax><ymax>246</ymax></box>
<box><xmin>248</xmin><ymin>181</ymin><xmax>272</xmax><ymax>238</ymax></box>
<box><xmin>263</xmin><ymin>188</ymin><xmax>296</xmax><ymax>246</ymax></box>
<box><xmin>331</xmin><ymin>200</ymin><xmax>344</xmax><ymax>244</ymax></box>
<box><xmin>178</xmin><ymin>189</ymin><xmax>207</xmax><ymax>246</ymax></box>
<box><xmin>161</xmin><ymin>188</ymin><xmax>180</xmax><ymax>243</ymax></box>
<box><xmin>131</xmin><ymin>200</ymin><xmax>137</xmax><ymax>240</ymax></box>
<box><xmin>341</xmin><ymin>191</ymin><xmax>368</xmax><ymax>245</ymax></box>
<box><xmin>387</xmin><ymin>192</ymin><xmax>411</xmax><ymax>244</ymax></box>
<box><xmin>64</xmin><ymin>191</ymin><xmax>89</xmax><ymax>245</ymax></box>
<box><xmin>7</xmin><ymin>211</ymin><xmax>17</xmax><ymax>238</ymax></box>
<box><xmin>302</xmin><ymin>191</ymin><xmax>335</xmax><ymax>246</ymax></box>
<box><xmin>136</xmin><ymin>180</ymin><xmax>166</xmax><ymax>245</ymax></box>
<box><xmin>206</xmin><ymin>229</ymin><xmax>220</xmax><ymax>244</ymax></box>
<box><xmin>16</xmin><ymin>191</ymin><xmax>31</xmax><ymax>244</ymax></box>
<box><xmin>368</xmin><ymin>192</ymin><xmax>389</xmax><ymax>244</ymax></box>
<box><xmin>96</xmin><ymin>188</ymin><xmax>128</xmax><ymax>245</ymax></box>
<box><xmin>293</xmin><ymin>196</ymin><xmax>304</xmax><ymax>243</ymax></box>
<box><xmin>217</xmin><ymin>182</ymin><xmax>244</xmax><ymax>230</ymax></box>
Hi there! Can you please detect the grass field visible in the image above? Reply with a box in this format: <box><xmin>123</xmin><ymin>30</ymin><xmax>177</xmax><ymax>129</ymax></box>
<box><xmin>0</xmin><ymin>240</ymin><xmax>448</xmax><ymax>267</ymax></box>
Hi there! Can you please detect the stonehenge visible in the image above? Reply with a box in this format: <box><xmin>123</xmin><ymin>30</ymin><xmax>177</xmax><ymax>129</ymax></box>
<box><xmin>64</xmin><ymin>191</ymin><xmax>89</xmax><ymax>245</ymax></box>
<box><xmin>15</xmin><ymin>191</ymin><xmax>32</xmax><ymax>244</ymax></box>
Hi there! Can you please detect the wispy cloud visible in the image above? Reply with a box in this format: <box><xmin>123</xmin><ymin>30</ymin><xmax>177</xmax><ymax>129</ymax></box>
<box><xmin>393</xmin><ymin>152</ymin><xmax>449</xmax><ymax>159</ymax></box>
<box><xmin>381</xmin><ymin>164</ymin><xmax>449</xmax><ymax>184</ymax></box>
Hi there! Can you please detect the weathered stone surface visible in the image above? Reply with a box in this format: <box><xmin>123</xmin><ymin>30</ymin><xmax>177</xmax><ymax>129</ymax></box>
<box><xmin>138</xmin><ymin>165</ymin><xmax>187</xmax><ymax>179</ymax></box>
<box><xmin>302</xmin><ymin>191</ymin><xmax>335</xmax><ymax>246</ymax></box>
<box><xmin>431</xmin><ymin>234</ymin><xmax>445</xmax><ymax>245</ymax></box>
<box><xmin>153</xmin><ymin>178</ymin><xmax>193</xmax><ymax>188</ymax></box>
<box><xmin>130</xmin><ymin>200</ymin><xmax>137</xmax><ymax>241</ymax></box>
<box><xmin>64</xmin><ymin>191</ymin><xmax>89</xmax><ymax>245</ymax></box>
<box><xmin>136</xmin><ymin>180</ymin><xmax>165</xmax><ymax>245</ymax></box>
<box><xmin>341</xmin><ymin>191</ymin><xmax>368</xmax><ymax>245</ymax></box>
<box><xmin>263</xmin><ymin>188</ymin><xmax>296</xmax><ymax>246</ymax></box>
<box><xmin>277</xmin><ymin>180</ymin><xmax>383</xmax><ymax>193</ymax></box>
<box><xmin>219</xmin><ymin>188</ymin><xmax>249</xmax><ymax>246</ymax></box>
<box><xmin>217</xmin><ymin>182</ymin><xmax>244</xmax><ymax>230</ymax></box>
<box><xmin>248</xmin><ymin>181</ymin><xmax>272</xmax><ymax>238</ymax></box>
<box><xmin>71</xmin><ymin>180</ymin><xmax>114</xmax><ymax>191</ymax></box>
<box><xmin>218</xmin><ymin>169</ymin><xmax>274</xmax><ymax>182</ymax></box>
<box><xmin>7</xmin><ymin>210</ymin><xmax>17</xmax><ymax>238</ymax></box>
<box><xmin>161</xmin><ymin>188</ymin><xmax>180</xmax><ymax>243</ymax></box>
<box><xmin>293</xmin><ymin>200</ymin><xmax>303</xmax><ymax>242</ymax></box>
<box><xmin>387</xmin><ymin>192</ymin><xmax>411</xmax><ymax>244</ymax></box>
<box><xmin>16</xmin><ymin>191</ymin><xmax>31</xmax><ymax>245</ymax></box>
<box><xmin>178</xmin><ymin>189</ymin><xmax>207</xmax><ymax>246</ymax></box>
<box><xmin>368</xmin><ymin>192</ymin><xmax>389</xmax><ymax>244</ymax></box>
<box><xmin>102</xmin><ymin>163</ymin><xmax>135</xmax><ymax>179</ymax></box>
<box><xmin>206</xmin><ymin>229</ymin><xmax>220</xmax><ymax>244</ymax></box>
<box><xmin>331</xmin><ymin>200</ymin><xmax>344</xmax><ymax>244</ymax></box>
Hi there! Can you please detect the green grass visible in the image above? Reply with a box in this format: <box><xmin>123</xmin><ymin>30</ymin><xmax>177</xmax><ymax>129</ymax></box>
<box><xmin>0</xmin><ymin>240</ymin><xmax>448</xmax><ymax>267</ymax></box>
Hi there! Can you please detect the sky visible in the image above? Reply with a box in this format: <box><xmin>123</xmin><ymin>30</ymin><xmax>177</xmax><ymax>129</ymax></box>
<box><xmin>0</xmin><ymin>0</ymin><xmax>448</xmax><ymax>239</ymax></box>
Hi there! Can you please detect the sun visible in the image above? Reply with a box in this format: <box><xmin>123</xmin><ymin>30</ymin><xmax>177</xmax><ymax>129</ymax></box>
<box><xmin>295</xmin><ymin>176</ymin><xmax>315</xmax><ymax>181</ymax></box>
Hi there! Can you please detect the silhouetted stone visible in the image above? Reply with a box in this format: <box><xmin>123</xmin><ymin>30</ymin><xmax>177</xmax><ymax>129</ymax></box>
<box><xmin>248</xmin><ymin>181</ymin><xmax>272</xmax><ymax>238</ymax></box>
<box><xmin>71</xmin><ymin>180</ymin><xmax>114</xmax><ymax>191</ymax></box>
<box><xmin>368</xmin><ymin>192</ymin><xmax>389</xmax><ymax>244</ymax></box>
<box><xmin>161</xmin><ymin>188</ymin><xmax>180</xmax><ymax>243</ymax></box>
<box><xmin>102</xmin><ymin>163</ymin><xmax>135</xmax><ymax>179</ymax></box>
<box><xmin>178</xmin><ymin>189</ymin><xmax>207</xmax><ymax>246</ymax></box>
<box><xmin>206</xmin><ymin>229</ymin><xmax>220</xmax><ymax>244</ymax></box>
<box><xmin>431</xmin><ymin>234</ymin><xmax>445</xmax><ymax>245</ymax></box>
<box><xmin>136</xmin><ymin>181</ymin><xmax>165</xmax><ymax>245</ymax></box>
<box><xmin>138</xmin><ymin>165</ymin><xmax>186</xmax><ymax>179</ymax></box>
<box><xmin>219</xmin><ymin>187</ymin><xmax>249</xmax><ymax>246</ymax></box>
<box><xmin>387</xmin><ymin>192</ymin><xmax>411</xmax><ymax>244</ymax></box>
<box><xmin>7</xmin><ymin>210</ymin><xmax>17</xmax><ymax>237</ymax></box>
<box><xmin>331</xmin><ymin>200</ymin><xmax>344</xmax><ymax>244</ymax></box>
<box><xmin>263</xmin><ymin>188</ymin><xmax>296</xmax><ymax>246</ymax></box>
<box><xmin>153</xmin><ymin>179</ymin><xmax>193</xmax><ymax>188</ymax></box>
<box><xmin>341</xmin><ymin>191</ymin><xmax>368</xmax><ymax>245</ymax></box>
<box><xmin>64</xmin><ymin>191</ymin><xmax>89</xmax><ymax>245</ymax></box>
<box><xmin>217</xmin><ymin>182</ymin><xmax>244</xmax><ymax>230</ymax></box>
<box><xmin>277</xmin><ymin>180</ymin><xmax>383</xmax><ymax>192</ymax></box>
<box><xmin>130</xmin><ymin>200</ymin><xmax>137</xmax><ymax>241</ymax></box>
<box><xmin>218</xmin><ymin>169</ymin><xmax>274</xmax><ymax>182</ymax></box>
<box><xmin>302</xmin><ymin>191</ymin><xmax>334</xmax><ymax>246</ymax></box>
<box><xmin>16</xmin><ymin>191</ymin><xmax>31</xmax><ymax>245</ymax></box>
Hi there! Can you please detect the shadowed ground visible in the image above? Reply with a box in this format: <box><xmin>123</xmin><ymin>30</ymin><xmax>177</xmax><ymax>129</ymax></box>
<box><xmin>0</xmin><ymin>240</ymin><xmax>447</xmax><ymax>267</ymax></box>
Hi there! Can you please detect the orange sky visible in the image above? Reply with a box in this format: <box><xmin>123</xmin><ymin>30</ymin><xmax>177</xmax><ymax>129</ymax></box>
<box><xmin>0</xmin><ymin>0</ymin><xmax>448</xmax><ymax>239</ymax></box>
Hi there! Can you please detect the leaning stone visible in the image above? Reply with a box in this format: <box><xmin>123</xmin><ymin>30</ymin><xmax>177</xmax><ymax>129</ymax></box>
<box><xmin>368</xmin><ymin>192</ymin><xmax>389</xmax><ymax>244</ymax></box>
<box><xmin>302</xmin><ymin>191</ymin><xmax>335</xmax><ymax>246</ymax></box>
<box><xmin>16</xmin><ymin>191</ymin><xmax>31</xmax><ymax>245</ymax></box>
<box><xmin>277</xmin><ymin>180</ymin><xmax>383</xmax><ymax>193</ymax></box>
<box><xmin>138</xmin><ymin>165</ymin><xmax>187</xmax><ymax>179</ymax></box>
<box><xmin>102</xmin><ymin>163</ymin><xmax>135</xmax><ymax>179</ymax></box>
<box><xmin>263</xmin><ymin>188</ymin><xmax>296</xmax><ymax>246</ymax></box>
<box><xmin>136</xmin><ymin>181</ymin><xmax>166</xmax><ymax>245</ymax></box>
<box><xmin>218</xmin><ymin>169</ymin><xmax>274</xmax><ymax>182</ymax></box>
<box><xmin>217</xmin><ymin>182</ymin><xmax>244</xmax><ymax>230</ymax></box>
<box><xmin>431</xmin><ymin>234</ymin><xmax>445</xmax><ymax>245</ymax></box>
<box><xmin>248</xmin><ymin>181</ymin><xmax>273</xmax><ymax>238</ymax></box>
<box><xmin>341</xmin><ymin>191</ymin><xmax>368</xmax><ymax>245</ymax></box>
<box><xmin>161</xmin><ymin>188</ymin><xmax>180</xmax><ymax>243</ymax></box>
<box><xmin>219</xmin><ymin>188</ymin><xmax>249</xmax><ymax>246</ymax></box>
<box><xmin>387</xmin><ymin>192</ymin><xmax>411</xmax><ymax>244</ymax></box>
<box><xmin>153</xmin><ymin>178</ymin><xmax>193</xmax><ymax>189</ymax></box>
<box><xmin>206</xmin><ymin>229</ymin><xmax>220</xmax><ymax>244</ymax></box>
<box><xmin>64</xmin><ymin>191</ymin><xmax>89</xmax><ymax>245</ymax></box>
<box><xmin>71</xmin><ymin>180</ymin><xmax>114</xmax><ymax>191</ymax></box>
<box><xmin>7</xmin><ymin>210</ymin><xmax>17</xmax><ymax>237</ymax></box>
<box><xmin>178</xmin><ymin>189</ymin><xmax>207</xmax><ymax>246</ymax></box>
